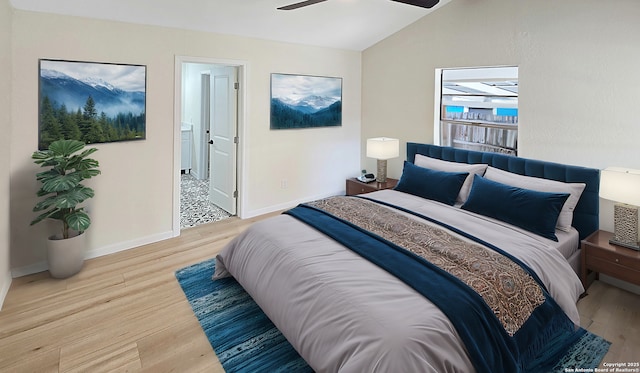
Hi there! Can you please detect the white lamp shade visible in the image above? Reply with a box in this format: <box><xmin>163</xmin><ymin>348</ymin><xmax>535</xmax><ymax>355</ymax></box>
<box><xmin>366</xmin><ymin>137</ymin><xmax>399</xmax><ymax>160</ymax></box>
<box><xmin>600</xmin><ymin>167</ymin><xmax>640</xmax><ymax>206</ymax></box>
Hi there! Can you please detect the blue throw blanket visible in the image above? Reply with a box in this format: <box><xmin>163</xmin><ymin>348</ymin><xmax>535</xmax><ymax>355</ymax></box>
<box><xmin>285</xmin><ymin>196</ymin><xmax>586</xmax><ymax>373</ymax></box>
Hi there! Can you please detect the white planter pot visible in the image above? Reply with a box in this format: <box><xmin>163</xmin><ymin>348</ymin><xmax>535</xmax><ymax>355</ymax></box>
<box><xmin>46</xmin><ymin>231</ymin><xmax>86</xmax><ymax>278</ymax></box>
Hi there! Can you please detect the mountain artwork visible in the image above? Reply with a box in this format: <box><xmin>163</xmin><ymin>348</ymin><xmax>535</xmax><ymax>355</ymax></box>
<box><xmin>38</xmin><ymin>59</ymin><xmax>146</xmax><ymax>149</ymax></box>
<box><xmin>270</xmin><ymin>73</ymin><xmax>342</xmax><ymax>129</ymax></box>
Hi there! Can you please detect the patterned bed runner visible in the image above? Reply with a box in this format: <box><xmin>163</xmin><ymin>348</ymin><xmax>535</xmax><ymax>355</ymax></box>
<box><xmin>285</xmin><ymin>196</ymin><xmax>586</xmax><ymax>373</ymax></box>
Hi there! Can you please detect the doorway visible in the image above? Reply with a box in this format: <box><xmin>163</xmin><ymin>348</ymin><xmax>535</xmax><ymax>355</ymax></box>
<box><xmin>174</xmin><ymin>56</ymin><xmax>246</xmax><ymax>232</ymax></box>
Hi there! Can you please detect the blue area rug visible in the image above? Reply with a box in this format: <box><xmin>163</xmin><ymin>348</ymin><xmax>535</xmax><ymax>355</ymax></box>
<box><xmin>175</xmin><ymin>259</ymin><xmax>611</xmax><ymax>373</ymax></box>
<box><xmin>175</xmin><ymin>259</ymin><xmax>312</xmax><ymax>373</ymax></box>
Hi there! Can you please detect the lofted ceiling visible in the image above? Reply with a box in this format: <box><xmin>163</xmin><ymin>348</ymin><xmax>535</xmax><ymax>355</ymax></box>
<box><xmin>10</xmin><ymin>0</ymin><xmax>449</xmax><ymax>51</ymax></box>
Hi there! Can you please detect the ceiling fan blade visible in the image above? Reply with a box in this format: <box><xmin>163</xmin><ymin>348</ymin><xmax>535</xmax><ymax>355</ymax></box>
<box><xmin>277</xmin><ymin>0</ymin><xmax>328</xmax><ymax>10</ymax></box>
<box><xmin>390</xmin><ymin>0</ymin><xmax>440</xmax><ymax>8</ymax></box>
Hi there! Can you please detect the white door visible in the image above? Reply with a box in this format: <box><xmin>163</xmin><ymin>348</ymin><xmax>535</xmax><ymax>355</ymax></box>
<box><xmin>209</xmin><ymin>66</ymin><xmax>238</xmax><ymax>215</ymax></box>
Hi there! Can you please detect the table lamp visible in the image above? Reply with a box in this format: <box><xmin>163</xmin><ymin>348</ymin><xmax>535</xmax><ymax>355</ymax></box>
<box><xmin>600</xmin><ymin>167</ymin><xmax>640</xmax><ymax>250</ymax></box>
<box><xmin>366</xmin><ymin>137</ymin><xmax>399</xmax><ymax>183</ymax></box>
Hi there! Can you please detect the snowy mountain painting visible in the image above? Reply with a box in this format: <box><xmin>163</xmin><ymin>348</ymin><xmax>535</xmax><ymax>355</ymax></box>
<box><xmin>38</xmin><ymin>59</ymin><xmax>146</xmax><ymax>149</ymax></box>
<box><xmin>270</xmin><ymin>73</ymin><xmax>342</xmax><ymax>129</ymax></box>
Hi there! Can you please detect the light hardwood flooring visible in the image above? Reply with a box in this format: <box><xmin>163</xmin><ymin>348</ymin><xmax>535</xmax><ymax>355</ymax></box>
<box><xmin>0</xmin><ymin>212</ymin><xmax>280</xmax><ymax>373</ymax></box>
<box><xmin>578</xmin><ymin>280</ymin><xmax>640</xmax><ymax>364</ymax></box>
<box><xmin>1</xmin><ymin>214</ymin><xmax>639</xmax><ymax>372</ymax></box>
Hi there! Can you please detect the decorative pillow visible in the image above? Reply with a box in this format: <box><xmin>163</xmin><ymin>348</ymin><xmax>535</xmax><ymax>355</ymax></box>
<box><xmin>394</xmin><ymin>161</ymin><xmax>469</xmax><ymax>206</ymax></box>
<box><xmin>484</xmin><ymin>167</ymin><xmax>586</xmax><ymax>232</ymax></box>
<box><xmin>414</xmin><ymin>154</ymin><xmax>488</xmax><ymax>205</ymax></box>
<box><xmin>462</xmin><ymin>175</ymin><xmax>570</xmax><ymax>241</ymax></box>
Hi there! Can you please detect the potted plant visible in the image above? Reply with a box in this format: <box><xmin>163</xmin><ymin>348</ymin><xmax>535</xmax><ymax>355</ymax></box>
<box><xmin>30</xmin><ymin>139</ymin><xmax>100</xmax><ymax>278</ymax></box>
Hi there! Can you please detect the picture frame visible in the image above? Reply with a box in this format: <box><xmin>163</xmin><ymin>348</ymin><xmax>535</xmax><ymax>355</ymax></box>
<box><xmin>38</xmin><ymin>59</ymin><xmax>147</xmax><ymax>150</ymax></box>
<box><xmin>270</xmin><ymin>73</ymin><xmax>342</xmax><ymax>130</ymax></box>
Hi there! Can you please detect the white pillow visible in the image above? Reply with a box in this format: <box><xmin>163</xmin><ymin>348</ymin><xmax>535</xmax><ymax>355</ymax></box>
<box><xmin>483</xmin><ymin>166</ymin><xmax>586</xmax><ymax>232</ymax></box>
<box><xmin>414</xmin><ymin>154</ymin><xmax>488</xmax><ymax>205</ymax></box>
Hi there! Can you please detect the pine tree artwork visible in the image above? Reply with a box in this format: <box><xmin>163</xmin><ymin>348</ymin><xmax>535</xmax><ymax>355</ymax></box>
<box><xmin>270</xmin><ymin>73</ymin><xmax>342</xmax><ymax>130</ymax></box>
<box><xmin>38</xmin><ymin>59</ymin><xmax>146</xmax><ymax>150</ymax></box>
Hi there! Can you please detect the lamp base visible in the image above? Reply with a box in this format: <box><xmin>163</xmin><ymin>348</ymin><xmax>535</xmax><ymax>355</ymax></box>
<box><xmin>608</xmin><ymin>238</ymin><xmax>640</xmax><ymax>251</ymax></box>
<box><xmin>376</xmin><ymin>159</ymin><xmax>388</xmax><ymax>183</ymax></box>
<box><xmin>610</xmin><ymin>203</ymin><xmax>640</xmax><ymax>251</ymax></box>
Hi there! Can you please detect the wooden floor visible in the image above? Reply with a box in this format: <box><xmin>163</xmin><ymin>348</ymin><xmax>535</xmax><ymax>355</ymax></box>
<box><xmin>1</xmin><ymin>213</ymin><xmax>639</xmax><ymax>372</ymax></box>
<box><xmin>577</xmin><ymin>279</ymin><xmax>640</xmax><ymax>363</ymax></box>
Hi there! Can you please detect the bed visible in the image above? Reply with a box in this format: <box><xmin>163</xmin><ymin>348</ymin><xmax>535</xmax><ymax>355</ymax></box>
<box><xmin>214</xmin><ymin>143</ymin><xmax>600</xmax><ymax>372</ymax></box>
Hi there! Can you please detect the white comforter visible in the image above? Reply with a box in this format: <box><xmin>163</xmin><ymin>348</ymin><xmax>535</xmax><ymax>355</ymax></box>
<box><xmin>214</xmin><ymin>190</ymin><xmax>584</xmax><ymax>372</ymax></box>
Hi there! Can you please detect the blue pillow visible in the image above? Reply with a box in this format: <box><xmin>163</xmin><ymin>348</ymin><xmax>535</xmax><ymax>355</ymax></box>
<box><xmin>461</xmin><ymin>175</ymin><xmax>570</xmax><ymax>241</ymax></box>
<box><xmin>394</xmin><ymin>161</ymin><xmax>468</xmax><ymax>206</ymax></box>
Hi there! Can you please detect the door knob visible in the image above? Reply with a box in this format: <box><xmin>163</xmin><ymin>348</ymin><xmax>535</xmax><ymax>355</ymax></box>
<box><xmin>209</xmin><ymin>140</ymin><xmax>214</xmax><ymax>145</ymax></box>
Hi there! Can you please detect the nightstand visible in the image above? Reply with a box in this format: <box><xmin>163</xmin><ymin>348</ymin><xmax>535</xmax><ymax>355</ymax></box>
<box><xmin>580</xmin><ymin>230</ymin><xmax>640</xmax><ymax>290</ymax></box>
<box><xmin>346</xmin><ymin>178</ymin><xmax>398</xmax><ymax>196</ymax></box>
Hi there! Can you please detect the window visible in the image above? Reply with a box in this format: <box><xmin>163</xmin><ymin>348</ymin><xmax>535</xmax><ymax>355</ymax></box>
<box><xmin>436</xmin><ymin>66</ymin><xmax>518</xmax><ymax>155</ymax></box>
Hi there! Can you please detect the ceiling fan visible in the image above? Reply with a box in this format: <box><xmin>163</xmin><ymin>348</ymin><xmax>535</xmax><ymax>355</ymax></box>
<box><xmin>277</xmin><ymin>0</ymin><xmax>439</xmax><ymax>11</ymax></box>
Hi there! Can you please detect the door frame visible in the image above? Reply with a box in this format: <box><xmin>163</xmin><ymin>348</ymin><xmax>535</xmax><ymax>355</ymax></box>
<box><xmin>173</xmin><ymin>55</ymin><xmax>248</xmax><ymax>235</ymax></box>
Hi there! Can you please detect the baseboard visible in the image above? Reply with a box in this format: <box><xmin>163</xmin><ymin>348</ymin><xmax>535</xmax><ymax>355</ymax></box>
<box><xmin>600</xmin><ymin>274</ymin><xmax>640</xmax><ymax>296</ymax></box>
<box><xmin>242</xmin><ymin>189</ymin><xmax>344</xmax><ymax>219</ymax></box>
<box><xmin>86</xmin><ymin>230</ymin><xmax>176</xmax><ymax>259</ymax></box>
<box><xmin>0</xmin><ymin>271</ymin><xmax>12</xmax><ymax>310</ymax></box>
<box><xmin>11</xmin><ymin>230</ymin><xmax>177</xmax><ymax>279</ymax></box>
<box><xmin>11</xmin><ymin>261</ymin><xmax>48</xmax><ymax>279</ymax></box>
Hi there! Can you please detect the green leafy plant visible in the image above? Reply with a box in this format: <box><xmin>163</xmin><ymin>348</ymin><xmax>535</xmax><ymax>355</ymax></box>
<box><xmin>31</xmin><ymin>139</ymin><xmax>101</xmax><ymax>239</ymax></box>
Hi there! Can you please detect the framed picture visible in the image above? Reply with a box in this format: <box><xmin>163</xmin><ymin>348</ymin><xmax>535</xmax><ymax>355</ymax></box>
<box><xmin>38</xmin><ymin>59</ymin><xmax>147</xmax><ymax>149</ymax></box>
<box><xmin>270</xmin><ymin>73</ymin><xmax>342</xmax><ymax>130</ymax></box>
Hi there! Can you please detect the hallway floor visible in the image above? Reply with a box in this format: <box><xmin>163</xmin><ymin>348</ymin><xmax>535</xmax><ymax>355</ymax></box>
<box><xmin>180</xmin><ymin>173</ymin><xmax>231</xmax><ymax>229</ymax></box>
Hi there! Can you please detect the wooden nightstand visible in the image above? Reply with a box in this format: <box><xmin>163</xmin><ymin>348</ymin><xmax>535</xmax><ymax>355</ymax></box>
<box><xmin>581</xmin><ymin>230</ymin><xmax>640</xmax><ymax>291</ymax></box>
<box><xmin>346</xmin><ymin>178</ymin><xmax>398</xmax><ymax>196</ymax></box>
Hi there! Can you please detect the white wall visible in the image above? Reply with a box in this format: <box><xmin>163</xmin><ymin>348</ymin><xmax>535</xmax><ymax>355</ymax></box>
<box><xmin>10</xmin><ymin>10</ymin><xmax>361</xmax><ymax>273</ymax></box>
<box><xmin>0</xmin><ymin>0</ymin><xmax>13</xmax><ymax>308</ymax></box>
<box><xmin>362</xmin><ymin>0</ymin><xmax>640</xmax><ymax>232</ymax></box>
<box><xmin>182</xmin><ymin>62</ymin><xmax>211</xmax><ymax>179</ymax></box>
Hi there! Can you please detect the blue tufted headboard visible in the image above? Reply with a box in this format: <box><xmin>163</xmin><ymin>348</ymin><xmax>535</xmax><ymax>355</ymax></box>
<box><xmin>406</xmin><ymin>143</ymin><xmax>600</xmax><ymax>240</ymax></box>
